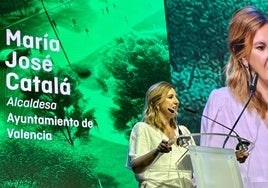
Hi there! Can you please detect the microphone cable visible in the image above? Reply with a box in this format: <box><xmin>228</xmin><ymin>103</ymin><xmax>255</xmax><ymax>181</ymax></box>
<box><xmin>222</xmin><ymin>73</ymin><xmax>258</xmax><ymax>148</ymax></box>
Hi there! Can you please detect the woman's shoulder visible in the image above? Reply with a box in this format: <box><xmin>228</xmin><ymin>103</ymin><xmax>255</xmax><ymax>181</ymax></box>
<box><xmin>207</xmin><ymin>87</ymin><xmax>236</xmax><ymax>106</ymax></box>
<box><xmin>209</xmin><ymin>87</ymin><xmax>232</xmax><ymax>98</ymax></box>
<box><xmin>203</xmin><ymin>86</ymin><xmax>242</xmax><ymax>120</ymax></box>
<box><xmin>133</xmin><ymin>122</ymin><xmax>149</xmax><ymax>129</ymax></box>
<box><xmin>132</xmin><ymin>122</ymin><xmax>155</xmax><ymax>133</ymax></box>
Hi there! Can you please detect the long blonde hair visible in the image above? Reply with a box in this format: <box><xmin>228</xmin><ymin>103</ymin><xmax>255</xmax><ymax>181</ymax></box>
<box><xmin>142</xmin><ymin>81</ymin><xmax>177</xmax><ymax>132</ymax></box>
<box><xmin>226</xmin><ymin>6</ymin><xmax>268</xmax><ymax>118</ymax></box>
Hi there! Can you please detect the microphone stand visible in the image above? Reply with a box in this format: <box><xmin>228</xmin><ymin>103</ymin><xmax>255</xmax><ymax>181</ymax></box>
<box><xmin>184</xmin><ymin>107</ymin><xmax>250</xmax><ymax>151</ymax></box>
<box><xmin>222</xmin><ymin>91</ymin><xmax>254</xmax><ymax>148</ymax></box>
<box><xmin>222</xmin><ymin>73</ymin><xmax>258</xmax><ymax>148</ymax></box>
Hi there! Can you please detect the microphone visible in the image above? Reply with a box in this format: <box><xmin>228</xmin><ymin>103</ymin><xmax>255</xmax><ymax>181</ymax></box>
<box><xmin>168</xmin><ymin>108</ymin><xmax>190</xmax><ymax>147</ymax></box>
<box><xmin>222</xmin><ymin>73</ymin><xmax>258</xmax><ymax>148</ymax></box>
<box><xmin>168</xmin><ymin>108</ymin><xmax>178</xmax><ymax>115</ymax></box>
<box><xmin>184</xmin><ymin>107</ymin><xmax>250</xmax><ymax>151</ymax></box>
<box><xmin>250</xmin><ymin>72</ymin><xmax>258</xmax><ymax>93</ymax></box>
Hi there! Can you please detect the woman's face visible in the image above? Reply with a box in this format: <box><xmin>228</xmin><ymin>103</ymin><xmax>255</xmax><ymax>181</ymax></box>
<box><xmin>158</xmin><ymin>88</ymin><xmax>179</xmax><ymax>118</ymax></box>
<box><xmin>248</xmin><ymin>23</ymin><xmax>268</xmax><ymax>87</ymax></box>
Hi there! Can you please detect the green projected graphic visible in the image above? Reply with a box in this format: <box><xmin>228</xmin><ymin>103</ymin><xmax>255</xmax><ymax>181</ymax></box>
<box><xmin>0</xmin><ymin>0</ymin><xmax>169</xmax><ymax>187</ymax></box>
<box><xmin>2</xmin><ymin>0</ymin><xmax>268</xmax><ymax>187</ymax></box>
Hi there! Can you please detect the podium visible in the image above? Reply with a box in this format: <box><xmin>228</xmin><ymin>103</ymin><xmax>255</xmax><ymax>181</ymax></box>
<box><xmin>169</xmin><ymin>133</ymin><xmax>254</xmax><ymax>188</ymax></box>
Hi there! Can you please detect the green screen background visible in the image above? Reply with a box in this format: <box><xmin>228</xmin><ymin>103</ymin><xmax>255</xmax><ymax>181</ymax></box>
<box><xmin>0</xmin><ymin>0</ymin><xmax>267</xmax><ymax>187</ymax></box>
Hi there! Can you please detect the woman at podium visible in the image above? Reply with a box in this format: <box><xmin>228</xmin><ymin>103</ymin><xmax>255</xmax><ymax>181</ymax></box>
<box><xmin>126</xmin><ymin>81</ymin><xmax>195</xmax><ymax>188</ymax></box>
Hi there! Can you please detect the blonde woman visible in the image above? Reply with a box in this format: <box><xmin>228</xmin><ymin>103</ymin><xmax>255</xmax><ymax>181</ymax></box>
<box><xmin>126</xmin><ymin>81</ymin><xmax>194</xmax><ymax>188</ymax></box>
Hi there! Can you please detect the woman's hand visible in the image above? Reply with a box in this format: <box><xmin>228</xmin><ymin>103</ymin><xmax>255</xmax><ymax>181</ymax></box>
<box><xmin>235</xmin><ymin>151</ymin><xmax>249</xmax><ymax>163</ymax></box>
<box><xmin>157</xmin><ymin>140</ymin><xmax>172</xmax><ymax>153</ymax></box>
<box><xmin>131</xmin><ymin>140</ymin><xmax>172</xmax><ymax>173</ymax></box>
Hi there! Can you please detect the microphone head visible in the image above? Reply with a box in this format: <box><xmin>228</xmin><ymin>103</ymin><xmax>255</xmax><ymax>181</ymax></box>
<box><xmin>177</xmin><ymin>136</ymin><xmax>191</xmax><ymax>148</ymax></box>
<box><xmin>250</xmin><ymin>73</ymin><xmax>258</xmax><ymax>93</ymax></box>
<box><xmin>168</xmin><ymin>108</ymin><xmax>175</xmax><ymax>113</ymax></box>
<box><xmin>168</xmin><ymin>108</ymin><xmax>178</xmax><ymax>116</ymax></box>
<box><xmin>236</xmin><ymin>140</ymin><xmax>250</xmax><ymax>152</ymax></box>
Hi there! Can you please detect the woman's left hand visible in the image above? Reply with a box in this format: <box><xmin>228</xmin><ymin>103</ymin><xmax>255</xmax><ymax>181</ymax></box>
<box><xmin>157</xmin><ymin>140</ymin><xmax>172</xmax><ymax>153</ymax></box>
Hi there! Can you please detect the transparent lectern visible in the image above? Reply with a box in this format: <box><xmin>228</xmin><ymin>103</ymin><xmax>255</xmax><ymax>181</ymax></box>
<box><xmin>169</xmin><ymin>133</ymin><xmax>254</xmax><ymax>188</ymax></box>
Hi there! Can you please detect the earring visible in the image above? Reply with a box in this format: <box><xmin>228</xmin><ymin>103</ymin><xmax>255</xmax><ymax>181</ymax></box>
<box><xmin>240</xmin><ymin>58</ymin><xmax>252</xmax><ymax>85</ymax></box>
<box><xmin>245</xmin><ymin>64</ymin><xmax>250</xmax><ymax>73</ymax></box>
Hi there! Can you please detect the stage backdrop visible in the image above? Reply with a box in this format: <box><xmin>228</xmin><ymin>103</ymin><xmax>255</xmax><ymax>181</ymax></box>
<box><xmin>0</xmin><ymin>0</ymin><xmax>170</xmax><ymax>187</ymax></box>
<box><xmin>1</xmin><ymin>0</ymin><xmax>268</xmax><ymax>188</ymax></box>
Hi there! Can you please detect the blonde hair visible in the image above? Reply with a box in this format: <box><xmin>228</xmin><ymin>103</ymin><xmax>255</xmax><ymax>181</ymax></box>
<box><xmin>142</xmin><ymin>81</ymin><xmax>177</xmax><ymax>132</ymax></box>
<box><xmin>226</xmin><ymin>6</ymin><xmax>268</xmax><ymax>118</ymax></box>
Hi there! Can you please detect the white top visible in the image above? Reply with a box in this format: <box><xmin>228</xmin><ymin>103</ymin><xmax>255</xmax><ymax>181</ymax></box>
<box><xmin>126</xmin><ymin>122</ymin><xmax>195</xmax><ymax>188</ymax></box>
<box><xmin>201</xmin><ymin>87</ymin><xmax>268</xmax><ymax>188</ymax></box>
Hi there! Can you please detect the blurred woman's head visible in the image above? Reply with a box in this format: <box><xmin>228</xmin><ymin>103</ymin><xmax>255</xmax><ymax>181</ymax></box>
<box><xmin>227</xmin><ymin>6</ymin><xmax>268</xmax><ymax>118</ymax></box>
